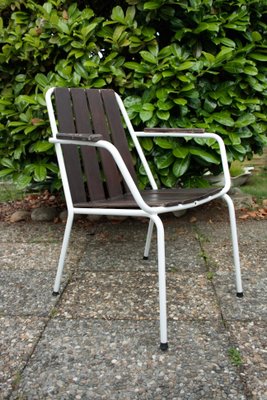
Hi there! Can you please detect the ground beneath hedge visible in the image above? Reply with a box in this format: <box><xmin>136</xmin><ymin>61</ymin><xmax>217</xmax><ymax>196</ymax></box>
<box><xmin>0</xmin><ymin>191</ymin><xmax>65</xmax><ymax>222</ymax></box>
<box><xmin>1</xmin><ymin>189</ymin><xmax>267</xmax><ymax>224</ymax></box>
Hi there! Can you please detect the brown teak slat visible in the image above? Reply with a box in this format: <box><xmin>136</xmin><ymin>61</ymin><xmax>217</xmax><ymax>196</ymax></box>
<box><xmin>101</xmin><ymin>90</ymin><xmax>137</xmax><ymax>185</ymax></box>
<box><xmin>54</xmin><ymin>88</ymin><xmax>86</xmax><ymax>203</ymax></box>
<box><xmin>74</xmin><ymin>187</ymin><xmax>221</xmax><ymax>209</ymax></box>
<box><xmin>70</xmin><ymin>88</ymin><xmax>105</xmax><ymax>201</ymax></box>
<box><xmin>86</xmin><ymin>89</ymin><xmax>123</xmax><ymax>198</ymax></box>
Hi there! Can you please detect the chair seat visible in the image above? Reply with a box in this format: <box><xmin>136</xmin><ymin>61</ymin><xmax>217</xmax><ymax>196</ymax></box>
<box><xmin>74</xmin><ymin>187</ymin><xmax>222</xmax><ymax>208</ymax></box>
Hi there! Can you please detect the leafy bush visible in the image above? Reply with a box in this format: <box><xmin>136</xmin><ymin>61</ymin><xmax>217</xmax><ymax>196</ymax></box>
<box><xmin>0</xmin><ymin>0</ymin><xmax>267</xmax><ymax>190</ymax></box>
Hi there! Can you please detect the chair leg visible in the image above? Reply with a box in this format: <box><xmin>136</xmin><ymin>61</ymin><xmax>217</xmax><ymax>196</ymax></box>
<box><xmin>143</xmin><ymin>219</ymin><xmax>154</xmax><ymax>259</ymax></box>
<box><xmin>52</xmin><ymin>211</ymin><xmax>74</xmax><ymax>296</ymax></box>
<box><xmin>222</xmin><ymin>194</ymin><xmax>243</xmax><ymax>297</ymax></box>
<box><xmin>151</xmin><ymin>215</ymin><xmax>168</xmax><ymax>351</ymax></box>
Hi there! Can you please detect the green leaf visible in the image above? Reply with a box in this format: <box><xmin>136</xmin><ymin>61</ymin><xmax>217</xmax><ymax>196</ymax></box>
<box><xmin>172</xmin><ymin>146</ymin><xmax>189</xmax><ymax>159</ymax></box>
<box><xmin>212</xmin><ymin>112</ymin><xmax>235</xmax><ymax>127</ymax></box>
<box><xmin>81</xmin><ymin>23</ymin><xmax>98</xmax><ymax>38</ymax></box>
<box><xmin>141</xmin><ymin>138</ymin><xmax>153</xmax><ymax>151</ymax></box>
<box><xmin>43</xmin><ymin>3</ymin><xmax>52</xmax><ymax>14</ymax></box>
<box><xmin>16</xmin><ymin>175</ymin><xmax>32</xmax><ymax>190</ymax></box>
<box><xmin>224</xmin><ymin>60</ymin><xmax>244</xmax><ymax>74</ymax></box>
<box><xmin>124</xmin><ymin>96</ymin><xmax>142</xmax><ymax>109</ymax></box>
<box><xmin>16</xmin><ymin>95</ymin><xmax>37</xmax><ymax>105</ymax></box>
<box><xmin>94</xmin><ymin>79</ymin><xmax>106</xmax><ymax>88</ymax></box>
<box><xmin>217</xmin><ymin>38</ymin><xmax>236</xmax><ymax>48</ymax></box>
<box><xmin>140</xmin><ymin>51</ymin><xmax>157</xmax><ymax>64</ymax></box>
<box><xmin>190</xmin><ymin>148</ymin><xmax>220</xmax><ymax>164</ymax></box>
<box><xmin>113</xmin><ymin>26</ymin><xmax>126</xmax><ymax>42</ymax></box>
<box><xmin>194</xmin><ymin>22</ymin><xmax>220</xmax><ymax>34</ymax></box>
<box><xmin>202</xmin><ymin>51</ymin><xmax>215</xmax><ymax>64</ymax></box>
<box><xmin>249</xmin><ymin>53</ymin><xmax>267</xmax><ymax>62</ymax></box>
<box><xmin>0</xmin><ymin>168</ymin><xmax>14</xmax><ymax>177</ymax></box>
<box><xmin>32</xmin><ymin>141</ymin><xmax>53</xmax><ymax>153</ymax></box>
<box><xmin>243</xmin><ymin>66</ymin><xmax>258</xmax><ymax>76</ymax></box>
<box><xmin>57</xmin><ymin>20</ymin><xmax>70</xmax><ymax>34</ymax></box>
<box><xmin>143</xmin><ymin>103</ymin><xmax>155</xmax><ymax>111</ymax></box>
<box><xmin>176</xmin><ymin>61</ymin><xmax>194</xmax><ymax>71</ymax></box>
<box><xmin>161</xmin><ymin>173</ymin><xmax>177</xmax><ymax>188</ymax></box>
<box><xmin>35</xmin><ymin>73</ymin><xmax>49</xmax><ymax>88</ymax></box>
<box><xmin>204</xmin><ymin>98</ymin><xmax>217</xmax><ymax>112</ymax></box>
<box><xmin>111</xmin><ymin>6</ymin><xmax>125</xmax><ymax>22</ymax></box>
<box><xmin>154</xmin><ymin>152</ymin><xmax>174</xmax><ymax>169</ymax></box>
<box><xmin>143</xmin><ymin>1</ymin><xmax>163</xmax><ymax>10</ymax></box>
<box><xmin>154</xmin><ymin>137</ymin><xmax>174</xmax><ymax>149</ymax></box>
<box><xmin>157</xmin><ymin>100</ymin><xmax>173</xmax><ymax>111</ymax></box>
<box><xmin>172</xmin><ymin>155</ymin><xmax>190</xmax><ymax>177</ymax></box>
<box><xmin>152</xmin><ymin>73</ymin><xmax>162</xmax><ymax>84</ymax></box>
<box><xmin>235</xmin><ymin>113</ymin><xmax>256</xmax><ymax>128</ymax></box>
<box><xmin>140</xmin><ymin>110</ymin><xmax>153</xmax><ymax>122</ymax></box>
<box><xmin>173</xmin><ymin>98</ymin><xmax>187</xmax><ymax>106</ymax></box>
<box><xmin>215</xmin><ymin>47</ymin><xmax>234</xmax><ymax>62</ymax></box>
<box><xmin>156</xmin><ymin>88</ymin><xmax>169</xmax><ymax>100</ymax></box>
<box><xmin>74</xmin><ymin>63</ymin><xmax>88</xmax><ymax>79</ymax></box>
<box><xmin>1</xmin><ymin>158</ymin><xmax>15</xmax><ymax>168</ymax></box>
<box><xmin>124</xmin><ymin>62</ymin><xmax>148</xmax><ymax>73</ymax></box>
<box><xmin>125</xmin><ymin>6</ymin><xmax>136</xmax><ymax>23</ymax></box>
<box><xmin>34</xmin><ymin>165</ymin><xmax>47</xmax><ymax>181</ymax></box>
<box><xmin>157</xmin><ymin>110</ymin><xmax>170</xmax><ymax>120</ymax></box>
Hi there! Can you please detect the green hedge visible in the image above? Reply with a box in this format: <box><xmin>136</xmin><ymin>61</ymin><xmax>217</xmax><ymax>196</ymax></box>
<box><xmin>0</xmin><ymin>0</ymin><xmax>267</xmax><ymax>190</ymax></box>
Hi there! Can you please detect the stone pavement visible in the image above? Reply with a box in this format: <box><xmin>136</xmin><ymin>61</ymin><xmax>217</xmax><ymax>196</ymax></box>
<box><xmin>0</xmin><ymin>203</ymin><xmax>266</xmax><ymax>399</ymax></box>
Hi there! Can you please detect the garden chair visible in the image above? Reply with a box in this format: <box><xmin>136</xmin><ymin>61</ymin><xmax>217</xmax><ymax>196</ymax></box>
<box><xmin>46</xmin><ymin>87</ymin><xmax>243</xmax><ymax>351</ymax></box>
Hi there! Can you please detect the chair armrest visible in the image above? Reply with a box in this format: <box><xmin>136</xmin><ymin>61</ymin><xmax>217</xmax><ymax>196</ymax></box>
<box><xmin>144</xmin><ymin>128</ymin><xmax>205</xmax><ymax>133</ymax></box>
<box><xmin>56</xmin><ymin>133</ymin><xmax>103</xmax><ymax>142</ymax></box>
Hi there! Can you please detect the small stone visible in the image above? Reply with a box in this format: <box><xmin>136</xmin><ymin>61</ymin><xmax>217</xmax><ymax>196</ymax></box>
<box><xmin>31</xmin><ymin>207</ymin><xmax>59</xmax><ymax>222</ymax></box>
<box><xmin>86</xmin><ymin>215</ymin><xmax>102</xmax><ymax>222</ymax></box>
<box><xmin>10</xmin><ymin>210</ymin><xmax>31</xmax><ymax>223</ymax></box>
<box><xmin>232</xmin><ymin>194</ymin><xmax>255</xmax><ymax>210</ymax></box>
<box><xmin>59</xmin><ymin>210</ymin><xmax>68</xmax><ymax>222</ymax></box>
<box><xmin>173</xmin><ymin>210</ymin><xmax>187</xmax><ymax>218</ymax></box>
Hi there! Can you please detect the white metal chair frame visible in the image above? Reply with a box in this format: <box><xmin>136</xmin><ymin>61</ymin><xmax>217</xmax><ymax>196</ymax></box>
<box><xmin>46</xmin><ymin>87</ymin><xmax>243</xmax><ymax>351</ymax></box>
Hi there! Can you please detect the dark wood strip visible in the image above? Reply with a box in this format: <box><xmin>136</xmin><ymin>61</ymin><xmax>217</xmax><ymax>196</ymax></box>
<box><xmin>101</xmin><ymin>90</ymin><xmax>137</xmax><ymax>185</ymax></box>
<box><xmin>86</xmin><ymin>89</ymin><xmax>123</xmax><ymax>198</ymax></box>
<box><xmin>54</xmin><ymin>88</ymin><xmax>86</xmax><ymax>203</ymax></box>
<box><xmin>70</xmin><ymin>89</ymin><xmax>105</xmax><ymax>201</ymax></box>
<box><xmin>74</xmin><ymin>187</ymin><xmax>221</xmax><ymax>208</ymax></box>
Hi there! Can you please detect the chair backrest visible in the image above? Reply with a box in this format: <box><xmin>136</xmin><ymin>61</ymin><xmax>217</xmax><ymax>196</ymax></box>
<box><xmin>52</xmin><ymin>88</ymin><xmax>137</xmax><ymax>204</ymax></box>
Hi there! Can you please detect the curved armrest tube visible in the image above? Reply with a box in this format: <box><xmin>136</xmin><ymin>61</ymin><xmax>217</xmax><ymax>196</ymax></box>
<box><xmin>56</xmin><ymin>133</ymin><xmax>103</xmax><ymax>142</ymax></box>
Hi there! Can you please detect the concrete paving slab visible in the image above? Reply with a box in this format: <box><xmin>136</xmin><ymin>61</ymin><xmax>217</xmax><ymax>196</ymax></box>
<box><xmin>0</xmin><ymin>212</ymin><xmax>266</xmax><ymax>400</ymax></box>
<box><xmin>0</xmin><ymin>242</ymin><xmax>85</xmax><ymax>271</ymax></box>
<box><xmin>0</xmin><ymin>221</ymin><xmax>92</xmax><ymax>243</ymax></box>
<box><xmin>78</xmin><ymin>215</ymin><xmax>204</xmax><ymax>273</ymax></box>
<box><xmin>78</xmin><ymin>236</ymin><xmax>204</xmax><ymax>273</ymax></box>
<box><xmin>195</xmin><ymin>219</ymin><xmax>267</xmax><ymax>274</ymax></box>
<box><xmin>57</xmin><ymin>271</ymin><xmax>220</xmax><ymax>321</ymax></box>
<box><xmin>9</xmin><ymin>319</ymin><xmax>246</xmax><ymax>400</ymax></box>
<box><xmin>228</xmin><ymin>321</ymin><xmax>267</xmax><ymax>400</ymax></box>
<box><xmin>213</xmin><ymin>272</ymin><xmax>267</xmax><ymax>321</ymax></box>
<box><xmin>0</xmin><ymin>270</ymin><xmax>61</xmax><ymax>316</ymax></box>
<box><xmin>0</xmin><ymin>316</ymin><xmax>47</xmax><ymax>399</ymax></box>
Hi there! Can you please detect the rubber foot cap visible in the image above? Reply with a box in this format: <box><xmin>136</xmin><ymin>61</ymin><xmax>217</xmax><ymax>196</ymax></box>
<box><xmin>52</xmin><ymin>291</ymin><xmax>59</xmax><ymax>297</ymax></box>
<box><xmin>160</xmin><ymin>342</ymin><xmax>168</xmax><ymax>351</ymax></box>
<box><xmin>143</xmin><ymin>256</ymin><xmax>149</xmax><ymax>260</ymax></box>
<box><xmin>236</xmin><ymin>292</ymin><xmax>243</xmax><ymax>298</ymax></box>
